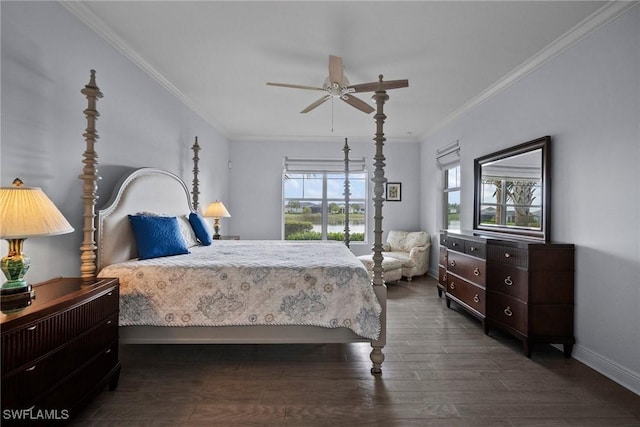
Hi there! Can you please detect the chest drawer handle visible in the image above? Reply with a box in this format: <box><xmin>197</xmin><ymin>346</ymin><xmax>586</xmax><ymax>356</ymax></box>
<box><xmin>473</xmin><ymin>294</ymin><xmax>480</xmax><ymax>303</ymax></box>
<box><xmin>470</xmin><ymin>246</ymin><xmax>477</xmax><ymax>252</ymax></box>
<box><xmin>504</xmin><ymin>252</ymin><xmax>511</xmax><ymax>258</ymax></box>
<box><xmin>107</xmin><ymin>291</ymin><xmax>113</xmax><ymax>296</ymax></box>
<box><xmin>473</xmin><ymin>267</ymin><xmax>480</xmax><ymax>276</ymax></box>
<box><xmin>105</xmin><ymin>348</ymin><xmax>112</xmax><ymax>354</ymax></box>
<box><xmin>504</xmin><ymin>306</ymin><xmax>513</xmax><ymax>317</ymax></box>
<box><xmin>106</xmin><ymin>320</ymin><xmax>113</xmax><ymax>325</ymax></box>
<box><xmin>449</xmin><ymin>282</ymin><xmax>455</xmax><ymax>290</ymax></box>
<box><xmin>25</xmin><ymin>365</ymin><xmax>37</xmax><ymax>372</ymax></box>
<box><xmin>449</xmin><ymin>260</ymin><xmax>456</xmax><ymax>267</ymax></box>
<box><xmin>27</xmin><ymin>325</ymin><xmax>37</xmax><ymax>331</ymax></box>
<box><xmin>452</xmin><ymin>242</ymin><xmax>459</xmax><ymax>247</ymax></box>
<box><xmin>504</xmin><ymin>276</ymin><xmax>513</xmax><ymax>286</ymax></box>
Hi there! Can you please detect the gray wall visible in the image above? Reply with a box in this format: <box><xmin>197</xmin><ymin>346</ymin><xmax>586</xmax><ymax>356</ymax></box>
<box><xmin>420</xmin><ymin>7</ymin><xmax>640</xmax><ymax>394</ymax></box>
<box><xmin>228</xmin><ymin>139</ymin><xmax>422</xmax><ymax>256</ymax></box>
<box><xmin>1</xmin><ymin>2</ymin><xmax>230</xmax><ymax>283</ymax></box>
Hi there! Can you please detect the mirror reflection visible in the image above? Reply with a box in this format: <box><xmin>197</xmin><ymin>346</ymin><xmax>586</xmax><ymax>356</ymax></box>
<box><xmin>479</xmin><ymin>149</ymin><xmax>542</xmax><ymax>230</ymax></box>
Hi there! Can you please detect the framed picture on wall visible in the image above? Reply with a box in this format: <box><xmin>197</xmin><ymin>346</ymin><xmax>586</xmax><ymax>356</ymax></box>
<box><xmin>386</xmin><ymin>182</ymin><xmax>401</xmax><ymax>201</ymax></box>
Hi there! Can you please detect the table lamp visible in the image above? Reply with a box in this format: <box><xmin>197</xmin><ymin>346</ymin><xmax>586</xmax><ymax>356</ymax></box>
<box><xmin>0</xmin><ymin>178</ymin><xmax>74</xmax><ymax>295</ymax></box>
<box><xmin>203</xmin><ymin>201</ymin><xmax>230</xmax><ymax>239</ymax></box>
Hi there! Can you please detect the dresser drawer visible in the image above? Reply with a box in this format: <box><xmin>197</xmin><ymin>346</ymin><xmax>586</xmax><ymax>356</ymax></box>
<box><xmin>1</xmin><ymin>285</ymin><xmax>118</xmax><ymax>375</ymax></box>
<box><xmin>464</xmin><ymin>240</ymin><xmax>486</xmax><ymax>258</ymax></box>
<box><xmin>488</xmin><ymin>262</ymin><xmax>528</xmax><ymax>300</ymax></box>
<box><xmin>447</xmin><ymin>252</ymin><xmax>486</xmax><ymax>287</ymax></box>
<box><xmin>487</xmin><ymin>292</ymin><xmax>527</xmax><ymax>334</ymax></box>
<box><xmin>447</xmin><ymin>236</ymin><xmax>465</xmax><ymax>252</ymax></box>
<box><xmin>439</xmin><ymin>266</ymin><xmax>447</xmax><ymax>286</ymax></box>
<box><xmin>487</xmin><ymin>245</ymin><xmax>529</xmax><ymax>268</ymax></box>
<box><xmin>447</xmin><ymin>275</ymin><xmax>485</xmax><ymax>315</ymax></box>
<box><xmin>439</xmin><ymin>246</ymin><xmax>447</xmax><ymax>266</ymax></box>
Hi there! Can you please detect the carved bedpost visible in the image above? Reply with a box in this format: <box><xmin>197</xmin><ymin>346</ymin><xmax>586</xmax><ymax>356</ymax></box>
<box><xmin>191</xmin><ymin>137</ymin><xmax>200</xmax><ymax>212</ymax></box>
<box><xmin>343</xmin><ymin>138</ymin><xmax>351</xmax><ymax>248</ymax></box>
<box><xmin>79</xmin><ymin>70</ymin><xmax>103</xmax><ymax>284</ymax></box>
<box><xmin>369</xmin><ymin>74</ymin><xmax>409</xmax><ymax>375</ymax></box>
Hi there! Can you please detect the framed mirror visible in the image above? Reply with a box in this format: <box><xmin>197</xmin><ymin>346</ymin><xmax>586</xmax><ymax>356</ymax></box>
<box><xmin>473</xmin><ymin>136</ymin><xmax>551</xmax><ymax>241</ymax></box>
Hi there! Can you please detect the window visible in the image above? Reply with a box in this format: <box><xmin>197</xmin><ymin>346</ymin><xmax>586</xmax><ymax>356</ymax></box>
<box><xmin>443</xmin><ymin>164</ymin><xmax>461</xmax><ymax>230</ymax></box>
<box><xmin>283</xmin><ymin>160</ymin><xmax>368</xmax><ymax>241</ymax></box>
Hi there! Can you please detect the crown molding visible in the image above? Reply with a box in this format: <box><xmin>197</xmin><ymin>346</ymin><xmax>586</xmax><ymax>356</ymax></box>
<box><xmin>59</xmin><ymin>1</ymin><xmax>230</xmax><ymax>139</ymax></box>
<box><xmin>420</xmin><ymin>1</ymin><xmax>638</xmax><ymax>141</ymax></box>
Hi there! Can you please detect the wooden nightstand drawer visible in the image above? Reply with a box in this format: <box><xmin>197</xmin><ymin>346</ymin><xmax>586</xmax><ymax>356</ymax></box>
<box><xmin>1</xmin><ymin>277</ymin><xmax>121</xmax><ymax>417</ymax></box>
<box><xmin>488</xmin><ymin>245</ymin><xmax>529</xmax><ymax>268</ymax></box>
<box><xmin>1</xmin><ymin>284</ymin><xmax>118</xmax><ymax>375</ymax></box>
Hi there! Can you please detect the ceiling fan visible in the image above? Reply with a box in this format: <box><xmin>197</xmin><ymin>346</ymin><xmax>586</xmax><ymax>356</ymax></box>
<box><xmin>267</xmin><ymin>55</ymin><xmax>377</xmax><ymax>114</ymax></box>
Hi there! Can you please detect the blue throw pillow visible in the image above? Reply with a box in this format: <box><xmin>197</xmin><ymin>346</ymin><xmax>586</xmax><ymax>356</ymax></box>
<box><xmin>128</xmin><ymin>215</ymin><xmax>190</xmax><ymax>260</ymax></box>
<box><xmin>188</xmin><ymin>212</ymin><xmax>212</xmax><ymax>246</ymax></box>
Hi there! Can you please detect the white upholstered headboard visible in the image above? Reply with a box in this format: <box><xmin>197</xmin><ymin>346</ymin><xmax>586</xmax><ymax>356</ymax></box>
<box><xmin>96</xmin><ymin>168</ymin><xmax>195</xmax><ymax>271</ymax></box>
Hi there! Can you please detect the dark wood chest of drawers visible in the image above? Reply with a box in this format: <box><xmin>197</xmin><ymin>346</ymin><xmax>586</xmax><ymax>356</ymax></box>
<box><xmin>1</xmin><ymin>277</ymin><xmax>121</xmax><ymax>425</ymax></box>
<box><xmin>440</xmin><ymin>231</ymin><xmax>575</xmax><ymax>357</ymax></box>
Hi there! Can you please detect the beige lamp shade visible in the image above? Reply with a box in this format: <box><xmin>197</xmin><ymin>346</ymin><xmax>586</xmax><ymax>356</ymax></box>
<box><xmin>203</xmin><ymin>201</ymin><xmax>231</xmax><ymax>218</ymax></box>
<box><xmin>0</xmin><ymin>183</ymin><xmax>74</xmax><ymax>239</ymax></box>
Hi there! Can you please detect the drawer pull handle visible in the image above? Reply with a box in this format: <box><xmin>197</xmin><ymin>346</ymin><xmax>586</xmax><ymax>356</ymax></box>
<box><xmin>450</xmin><ymin>260</ymin><xmax>456</xmax><ymax>267</ymax></box>
<box><xmin>504</xmin><ymin>276</ymin><xmax>513</xmax><ymax>286</ymax></box>
<box><xmin>449</xmin><ymin>283</ymin><xmax>455</xmax><ymax>290</ymax></box>
<box><xmin>106</xmin><ymin>320</ymin><xmax>112</xmax><ymax>325</ymax></box>
<box><xmin>452</xmin><ymin>242</ymin><xmax>459</xmax><ymax>247</ymax></box>
<box><xmin>504</xmin><ymin>252</ymin><xmax>511</xmax><ymax>258</ymax></box>
<box><xmin>470</xmin><ymin>246</ymin><xmax>477</xmax><ymax>252</ymax></box>
<box><xmin>25</xmin><ymin>365</ymin><xmax>36</xmax><ymax>372</ymax></box>
<box><xmin>504</xmin><ymin>306</ymin><xmax>513</xmax><ymax>317</ymax></box>
<box><xmin>473</xmin><ymin>267</ymin><xmax>480</xmax><ymax>276</ymax></box>
<box><xmin>106</xmin><ymin>349</ymin><xmax>112</xmax><ymax>354</ymax></box>
<box><xmin>473</xmin><ymin>294</ymin><xmax>480</xmax><ymax>303</ymax></box>
<box><xmin>27</xmin><ymin>325</ymin><xmax>37</xmax><ymax>331</ymax></box>
<box><xmin>107</xmin><ymin>291</ymin><xmax>113</xmax><ymax>296</ymax></box>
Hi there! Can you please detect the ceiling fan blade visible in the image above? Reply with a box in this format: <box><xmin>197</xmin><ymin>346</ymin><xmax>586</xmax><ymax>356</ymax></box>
<box><xmin>341</xmin><ymin>94</ymin><xmax>375</xmax><ymax>114</ymax></box>
<box><xmin>301</xmin><ymin>95</ymin><xmax>331</xmax><ymax>113</ymax></box>
<box><xmin>329</xmin><ymin>55</ymin><xmax>344</xmax><ymax>85</ymax></box>
<box><xmin>266</xmin><ymin>82</ymin><xmax>326</xmax><ymax>91</ymax></box>
<box><xmin>349</xmin><ymin>79</ymin><xmax>410</xmax><ymax>93</ymax></box>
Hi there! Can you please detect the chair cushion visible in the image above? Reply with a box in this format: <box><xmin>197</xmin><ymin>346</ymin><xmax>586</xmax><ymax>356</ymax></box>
<box><xmin>386</xmin><ymin>230</ymin><xmax>429</xmax><ymax>252</ymax></box>
<box><xmin>384</xmin><ymin>252</ymin><xmax>415</xmax><ymax>268</ymax></box>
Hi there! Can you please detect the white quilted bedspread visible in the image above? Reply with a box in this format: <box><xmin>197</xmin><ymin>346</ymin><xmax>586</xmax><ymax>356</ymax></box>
<box><xmin>98</xmin><ymin>240</ymin><xmax>381</xmax><ymax>339</ymax></box>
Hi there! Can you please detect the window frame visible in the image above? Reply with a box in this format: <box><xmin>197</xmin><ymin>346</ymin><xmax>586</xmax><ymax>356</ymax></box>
<box><xmin>282</xmin><ymin>169</ymin><xmax>368</xmax><ymax>243</ymax></box>
<box><xmin>443</xmin><ymin>162</ymin><xmax>461</xmax><ymax>230</ymax></box>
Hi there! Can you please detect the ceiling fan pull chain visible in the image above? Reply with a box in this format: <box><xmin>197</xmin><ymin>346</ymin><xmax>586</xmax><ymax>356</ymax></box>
<box><xmin>331</xmin><ymin>98</ymin><xmax>334</xmax><ymax>132</ymax></box>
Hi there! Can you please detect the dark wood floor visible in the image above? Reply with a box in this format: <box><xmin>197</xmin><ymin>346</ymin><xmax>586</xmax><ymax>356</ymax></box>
<box><xmin>74</xmin><ymin>276</ymin><xmax>640</xmax><ymax>426</ymax></box>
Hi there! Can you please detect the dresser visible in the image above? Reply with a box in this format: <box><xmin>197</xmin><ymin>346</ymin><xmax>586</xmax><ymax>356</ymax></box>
<box><xmin>1</xmin><ymin>277</ymin><xmax>121</xmax><ymax>425</ymax></box>
<box><xmin>440</xmin><ymin>231</ymin><xmax>575</xmax><ymax>357</ymax></box>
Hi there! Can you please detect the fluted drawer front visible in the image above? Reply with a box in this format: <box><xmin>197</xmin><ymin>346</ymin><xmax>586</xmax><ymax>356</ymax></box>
<box><xmin>447</xmin><ymin>252</ymin><xmax>486</xmax><ymax>287</ymax></box>
<box><xmin>1</xmin><ymin>285</ymin><xmax>118</xmax><ymax>374</ymax></box>
<box><xmin>487</xmin><ymin>292</ymin><xmax>527</xmax><ymax>334</ymax></box>
<box><xmin>487</xmin><ymin>245</ymin><xmax>529</xmax><ymax>268</ymax></box>
<box><xmin>1</xmin><ymin>313</ymin><xmax>118</xmax><ymax>407</ymax></box>
<box><xmin>447</xmin><ymin>275</ymin><xmax>485</xmax><ymax>315</ymax></box>
<box><xmin>488</xmin><ymin>262</ymin><xmax>528</xmax><ymax>300</ymax></box>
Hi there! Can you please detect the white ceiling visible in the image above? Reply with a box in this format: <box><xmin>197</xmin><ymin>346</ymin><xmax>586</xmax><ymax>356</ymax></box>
<box><xmin>64</xmin><ymin>1</ymin><xmax>618</xmax><ymax>143</ymax></box>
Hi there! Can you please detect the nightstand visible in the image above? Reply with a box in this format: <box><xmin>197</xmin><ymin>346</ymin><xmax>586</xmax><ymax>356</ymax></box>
<box><xmin>1</xmin><ymin>277</ymin><xmax>121</xmax><ymax>425</ymax></box>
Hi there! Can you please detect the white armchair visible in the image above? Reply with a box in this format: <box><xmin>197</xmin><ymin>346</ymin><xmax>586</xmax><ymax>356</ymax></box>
<box><xmin>382</xmin><ymin>230</ymin><xmax>431</xmax><ymax>281</ymax></box>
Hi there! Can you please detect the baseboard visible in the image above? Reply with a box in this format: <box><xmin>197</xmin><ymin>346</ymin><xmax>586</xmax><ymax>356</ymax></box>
<box><xmin>571</xmin><ymin>343</ymin><xmax>640</xmax><ymax>396</ymax></box>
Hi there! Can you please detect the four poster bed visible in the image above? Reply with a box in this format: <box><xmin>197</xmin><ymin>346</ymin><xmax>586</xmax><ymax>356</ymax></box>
<box><xmin>78</xmin><ymin>70</ymin><xmax>407</xmax><ymax>374</ymax></box>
